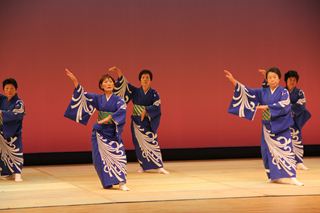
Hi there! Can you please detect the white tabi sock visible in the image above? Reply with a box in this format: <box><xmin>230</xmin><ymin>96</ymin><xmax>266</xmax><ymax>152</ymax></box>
<box><xmin>14</xmin><ymin>173</ymin><xmax>23</xmax><ymax>182</ymax></box>
<box><xmin>158</xmin><ymin>168</ymin><xmax>170</xmax><ymax>175</ymax></box>
<box><xmin>297</xmin><ymin>163</ymin><xmax>309</xmax><ymax>170</ymax></box>
<box><xmin>119</xmin><ymin>182</ymin><xmax>130</xmax><ymax>191</ymax></box>
<box><xmin>137</xmin><ymin>167</ymin><xmax>144</xmax><ymax>173</ymax></box>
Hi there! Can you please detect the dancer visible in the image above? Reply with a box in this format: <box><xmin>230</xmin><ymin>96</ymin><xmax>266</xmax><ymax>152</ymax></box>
<box><xmin>259</xmin><ymin>69</ymin><xmax>311</xmax><ymax>170</ymax></box>
<box><xmin>64</xmin><ymin>69</ymin><xmax>130</xmax><ymax>190</ymax></box>
<box><xmin>285</xmin><ymin>70</ymin><xmax>311</xmax><ymax>170</ymax></box>
<box><xmin>110</xmin><ymin>66</ymin><xmax>169</xmax><ymax>174</ymax></box>
<box><xmin>0</xmin><ymin>78</ymin><xmax>25</xmax><ymax>182</ymax></box>
<box><xmin>225</xmin><ymin>68</ymin><xmax>303</xmax><ymax>186</ymax></box>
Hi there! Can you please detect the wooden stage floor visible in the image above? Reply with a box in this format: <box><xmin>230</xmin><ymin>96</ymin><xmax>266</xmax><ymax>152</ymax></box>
<box><xmin>0</xmin><ymin>157</ymin><xmax>319</xmax><ymax>212</ymax></box>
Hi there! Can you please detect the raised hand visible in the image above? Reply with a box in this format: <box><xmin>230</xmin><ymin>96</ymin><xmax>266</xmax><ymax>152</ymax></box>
<box><xmin>224</xmin><ymin>70</ymin><xmax>237</xmax><ymax>86</ymax></box>
<box><xmin>258</xmin><ymin>69</ymin><xmax>266</xmax><ymax>78</ymax></box>
<box><xmin>65</xmin><ymin>68</ymin><xmax>79</xmax><ymax>88</ymax></box>
<box><xmin>108</xmin><ymin>66</ymin><xmax>123</xmax><ymax>77</ymax></box>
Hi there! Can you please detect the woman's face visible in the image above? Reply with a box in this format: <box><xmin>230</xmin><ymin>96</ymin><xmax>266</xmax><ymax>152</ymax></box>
<box><xmin>286</xmin><ymin>77</ymin><xmax>297</xmax><ymax>91</ymax></box>
<box><xmin>4</xmin><ymin>84</ymin><xmax>17</xmax><ymax>100</ymax></box>
<box><xmin>267</xmin><ymin>72</ymin><xmax>280</xmax><ymax>89</ymax></box>
<box><xmin>101</xmin><ymin>78</ymin><xmax>115</xmax><ymax>92</ymax></box>
<box><xmin>140</xmin><ymin>74</ymin><xmax>151</xmax><ymax>88</ymax></box>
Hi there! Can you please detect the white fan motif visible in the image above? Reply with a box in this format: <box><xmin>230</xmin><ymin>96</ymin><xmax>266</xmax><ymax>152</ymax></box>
<box><xmin>96</xmin><ymin>132</ymin><xmax>127</xmax><ymax>182</ymax></box>
<box><xmin>71</xmin><ymin>86</ymin><xmax>95</xmax><ymax>123</ymax></box>
<box><xmin>233</xmin><ymin>83</ymin><xmax>256</xmax><ymax>118</ymax></box>
<box><xmin>263</xmin><ymin>126</ymin><xmax>296</xmax><ymax>176</ymax></box>
<box><xmin>114</xmin><ymin>76</ymin><xmax>132</xmax><ymax>103</ymax></box>
<box><xmin>133</xmin><ymin>121</ymin><xmax>162</xmax><ymax>167</ymax></box>
<box><xmin>290</xmin><ymin>128</ymin><xmax>303</xmax><ymax>162</ymax></box>
<box><xmin>0</xmin><ymin>134</ymin><xmax>23</xmax><ymax>173</ymax></box>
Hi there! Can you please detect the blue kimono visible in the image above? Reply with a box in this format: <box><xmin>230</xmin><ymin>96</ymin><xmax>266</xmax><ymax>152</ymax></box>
<box><xmin>64</xmin><ymin>85</ymin><xmax>127</xmax><ymax>188</ymax></box>
<box><xmin>0</xmin><ymin>94</ymin><xmax>25</xmax><ymax>176</ymax></box>
<box><xmin>114</xmin><ymin>76</ymin><xmax>164</xmax><ymax>171</ymax></box>
<box><xmin>288</xmin><ymin>87</ymin><xmax>311</xmax><ymax>164</ymax></box>
<box><xmin>228</xmin><ymin>82</ymin><xmax>296</xmax><ymax>180</ymax></box>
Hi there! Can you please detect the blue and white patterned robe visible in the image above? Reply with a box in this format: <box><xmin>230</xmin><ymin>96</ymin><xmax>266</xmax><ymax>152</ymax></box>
<box><xmin>114</xmin><ymin>76</ymin><xmax>164</xmax><ymax>171</ymax></box>
<box><xmin>288</xmin><ymin>87</ymin><xmax>311</xmax><ymax>164</ymax></box>
<box><xmin>0</xmin><ymin>94</ymin><xmax>25</xmax><ymax>176</ymax></box>
<box><xmin>64</xmin><ymin>85</ymin><xmax>127</xmax><ymax>188</ymax></box>
<box><xmin>228</xmin><ymin>82</ymin><xmax>296</xmax><ymax>180</ymax></box>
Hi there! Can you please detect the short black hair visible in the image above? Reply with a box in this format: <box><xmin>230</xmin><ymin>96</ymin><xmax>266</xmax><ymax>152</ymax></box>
<box><xmin>284</xmin><ymin>70</ymin><xmax>299</xmax><ymax>82</ymax></box>
<box><xmin>3</xmin><ymin>78</ymin><xmax>18</xmax><ymax>89</ymax></box>
<box><xmin>139</xmin><ymin>69</ymin><xmax>153</xmax><ymax>81</ymax></box>
<box><xmin>99</xmin><ymin>74</ymin><xmax>115</xmax><ymax>91</ymax></box>
<box><xmin>266</xmin><ymin>67</ymin><xmax>281</xmax><ymax>79</ymax></box>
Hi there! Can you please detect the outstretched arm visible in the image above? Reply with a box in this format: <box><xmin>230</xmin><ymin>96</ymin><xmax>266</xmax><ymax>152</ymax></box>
<box><xmin>109</xmin><ymin>66</ymin><xmax>136</xmax><ymax>103</ymax></box>
<box><xmin>224</xmin><ymin>70</ymin><xmax>237</xmax><ymax>86</ymax></box>
<box><xmin>65</xmin><ymin>68</ymin><xmax>79</xmax><ymax>88</ymax></box>
<box><xmin>225</xmin><ymin>70</ymin><xmax>261</xmax><ymax>120</ymax></box>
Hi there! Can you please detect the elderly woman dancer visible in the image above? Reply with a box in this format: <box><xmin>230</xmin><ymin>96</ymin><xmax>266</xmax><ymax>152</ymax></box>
<box><xmin>64</xmin><ymin>69</ymin><xmax>130</xmax><ymax>190</ymax></box>
<box><xmin>110</xmin><ymin>66</ymin><xmax>169</xmax><ymax>174</ymax></box>
<box><xmin>284</xmin><ymin>70</ymin><xmax>311</xmax><ymax>170</ymax></box>
<box><xmin>225</xmin><ymin>68</ymin><xmax>303</xmax><ymax>186</ymax></box>
<box><xmin>259</xmin><ymin>69</ymin><xmax>311</xmax><ymax>170</ymax></box>
<box><xmin>0</xmin><ymin>78</ymin><xmax>25</xmax><ymax>182</ymax></box>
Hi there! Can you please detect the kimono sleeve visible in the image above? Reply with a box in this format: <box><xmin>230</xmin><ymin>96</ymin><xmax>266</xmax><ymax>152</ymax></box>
<box><xmin>111</xmin><ymin>97</ymin><xmax>127</xmax><ymax>129</ymax></box>
<box><xmin>0</xmin><ymin>99</ymin><xmax>25</xmax><ymax>138</ymax></box>
<box><xmin>64</xmin><ymin>85</ymin><xmax>98</xmax><ymax>125</ymax></box>
<box><xmin>1</xmin><ymin>100</ymin><xmax>25</xmax><ymax>123</ymax></box>
<box><xmin>268</xmin><ymin>89</ymin><xmax>293</xmax><ymax>134</ymax></box>
<box><xmin>228</xmin><ymin>82</ymin><xmax>260</xmax><ymax>120</ymax></box>
<box><xmin>146</xmin><ymin>90</ymin><xmax>161</xmax><ymax>119</ymax></box>
<box><xmin>268</xmin><ymin>89</ymin><xmax>291</xmax><ymax>118</ymax></box>
<box><xmin>114</xmin><ymin>75</ymin><xmax>137</xmax><ymax>104</ymax></box>
<box><xmin>292</xmin><ymin>89</ymin><xmax>311</xmax><ymax>130</ymax></box>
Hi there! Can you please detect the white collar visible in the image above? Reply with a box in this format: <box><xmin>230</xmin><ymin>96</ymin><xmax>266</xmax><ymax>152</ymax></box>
<box><xmin>270</xmin><ymin>86</ymin><xmax>279</xmax><ymax>94</ymax></box>
<box><xmin>105</xmin><ymin>93</ymin><xmax>113</xmax><ymax>101</ymax></box>
<box><xmin>142</xmin><ymin>87</ymin><xmax>150</xmax><ymax>95</ymax></box>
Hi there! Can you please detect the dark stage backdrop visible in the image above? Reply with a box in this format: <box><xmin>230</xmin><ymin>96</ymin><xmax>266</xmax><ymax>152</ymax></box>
<box><xmin>0</xmin><ymin>0</ymin><xmax>319</xmax><ymax>153</ymax></box>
